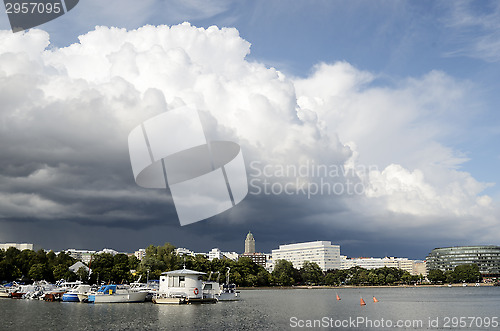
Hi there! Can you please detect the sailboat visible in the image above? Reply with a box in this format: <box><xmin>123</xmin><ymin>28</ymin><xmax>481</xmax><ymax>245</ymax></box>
<box><xmin>360</xmin><ymin>297</ymin><xmax>366</xmax><ymax>306</ymax></box>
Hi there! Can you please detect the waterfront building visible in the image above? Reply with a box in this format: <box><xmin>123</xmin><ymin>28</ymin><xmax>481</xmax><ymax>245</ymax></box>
<box><xmin>426</xmin><ymin>245</ymin><xmax>500</xmax><ymax>277</ymax></box>
<box><xmin>272</xmin><ymin>241</ymin><xmax>341</xmax><ymax>271</ymax></box>
<box><xmin>134</xmin><ymin>248</ymin><xmax>146</xmax><ymax>260</ymax></box>
<box><xmin>339</xmin><ymin>256</ymin><xmax>425</xmax><ymax>275</ymax></box>
<box><xmin>0</xmin><ymin>243</ymin><xmax>36</xmax><ymax>251</ymax></box>
<box><xmin>208</xmin><ymin>248</ymin><xmax>223</xmax><ymax>261</ymax></box>
<box><xmin>413</xmin><ymin>260</ymin><xmax>427</xmax><ymax>277</ymax></box>
<box><xmin>98</xmin><ymin>248</ymin><xmax>119</xmax><ymax>255</ymax></box>
<box><xmin>240</xmin><ymin>252</ymin><xmax>267</xmax><ymax>268</ymax></box>
<box><xmin>176</xmin><ymin>247</ymin><xmax>195</xmax><ymax>257</ymax></box>
<box><xmin>340</xmin><ymin>255</ymin><xmax>354</xmax><ymax>269</ymax></box>
<box><xmin>65</xmin><ymin>249</ymin><xmax>96</xmax><ymax>264</ymax></box>
<box><xmin>245</xmin><ymin>232</ymin><xmax>255</xmax><ymax>254</ymax></box>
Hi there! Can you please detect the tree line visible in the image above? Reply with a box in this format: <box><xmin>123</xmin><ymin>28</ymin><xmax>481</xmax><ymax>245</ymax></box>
<box><xmin>427</xmin><ymin>264</ymin><xmax>482</xmax><ymax>284</ymax></box>
<box><xmin>0</xmin><ymin>243</ymin><xmax>482</xmax><ymax>286</ymax></box>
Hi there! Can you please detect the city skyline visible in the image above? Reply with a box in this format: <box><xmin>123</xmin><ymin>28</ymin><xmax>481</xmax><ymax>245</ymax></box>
<box><xmin>1</xmin><ymin>2</ymin><xmax>500</xmax><ymax>260</ymax></box>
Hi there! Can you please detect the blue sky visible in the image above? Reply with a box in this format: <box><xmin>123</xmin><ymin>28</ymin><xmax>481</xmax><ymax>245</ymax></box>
<box><xmin>0</xmin><ymin>1</ymin><xmax>499</xmax><ymax>258</ymax></box>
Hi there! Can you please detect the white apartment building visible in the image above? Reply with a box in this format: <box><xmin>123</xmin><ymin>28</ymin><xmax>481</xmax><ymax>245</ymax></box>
<box><xmin>176</xmin><ymin>247</ymin><xmax>195</xmax><ymax>256</ymax></box>
<box><xmin>272</xmin><ymin>241</ymin><xmax>341</xmax><ymax>271</ymax></box>
<box><xmin>65</xmin><ymin>249</ymin><xmax>96</xmax><ymax>264</ymax></box>
<box><xmin>413</xmin><ymin>260</ymin><xmax>427</xmax><ymax>277</ymax></box>
<box><xmin>98</xmin><ymin>248</ymin><xmax>119</xmax><ymax>255</ymax></box>
<box><xmin>340</xmin><ymin>256</ymin><xmax>425</xmax><ymax>276</ymax></box>
<box><xmin>208</xmin><ymin>248</ymin><xmax>223</xmax><ymax>261</ymax></box>
<box><xmin>0</xmin><ymin>243</ymin><xmax>35</xmax><ymax>251</ymax></box>
<box><xmin>340</xmin><ymin>255</ymin><xmax>354</xmax><ymax>269</ymax></box>
<box><xmin>134</xmin><ymin>248</ymin><xmax>146</xmax><ymax>261</ymax></box>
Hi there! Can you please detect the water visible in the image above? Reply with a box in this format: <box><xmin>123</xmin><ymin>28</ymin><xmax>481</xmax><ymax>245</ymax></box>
<box><xmin>1</xmin><ymin>287</ymin><xmax>500</xmax><ymax>330</ymax></box>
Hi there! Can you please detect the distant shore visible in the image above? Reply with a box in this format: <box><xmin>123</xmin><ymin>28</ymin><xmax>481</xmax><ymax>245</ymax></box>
<box><xmin>238</xmin><ymin>283</ymin><xmax>496</xmax><ymax>290</ymax></box>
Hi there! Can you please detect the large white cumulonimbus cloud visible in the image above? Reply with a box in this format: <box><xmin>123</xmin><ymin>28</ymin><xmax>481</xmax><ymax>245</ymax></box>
<box><xmin>0</xmin><ymin>23</ymin><xmax>496</xmax><ymax>239</ymax></box>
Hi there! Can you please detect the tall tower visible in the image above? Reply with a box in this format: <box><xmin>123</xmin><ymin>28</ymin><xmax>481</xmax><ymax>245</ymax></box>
<box><xmin>245</xmin><ymin>231</ymin><xmax>255</xmax><ymax>254</ymax></box>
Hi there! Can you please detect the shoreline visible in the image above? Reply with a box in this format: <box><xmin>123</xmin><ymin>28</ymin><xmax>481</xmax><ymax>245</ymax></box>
<box><xmin>238</xmin><ymin>283</ymin><xmax>496</xmax><ymax>290</ymax></box>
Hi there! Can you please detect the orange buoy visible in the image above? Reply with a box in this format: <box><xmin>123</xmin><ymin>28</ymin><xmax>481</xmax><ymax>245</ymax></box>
<box><xmin>373</xmin><ymin>296</ymin><xmax>379</xmax><ymax>303</ymax></box>
<box><xmin>336</xmin><ymin>294</ymin><xmax>341</xmax><ymax>301</ymax></box>
<box><xmin>360</xmin><ymin>297</ymin><xmax>366</xmax><ymax>306</ymax></box>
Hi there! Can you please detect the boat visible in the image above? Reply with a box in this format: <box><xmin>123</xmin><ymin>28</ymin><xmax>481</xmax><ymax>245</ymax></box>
<box><xmin>87</xmin><ymin>284</ymin><xmax>148</xmax><ymax>303</ymax></box>
<box><xmin>62</xmin><ymin>284</ymin><xmax>91</xmax><ymax>302</ymax></box>
<box><xmin>153</xmin><ymin>267</ymin><xmax>217</xmax><ymax>304</ymax></box>
<box><xmin>11</xmin><ymin>284</ymin><xmax>36</xmax><ymax>299</ymax></box>
<box><xmin>216</xmin><ymin>267</ymin><xmax>240</xmax><ymax>301</ymax></box>
<box><xmin>0</xmin><ymin>287</ymin><xmax>12</xmax><ymax>298</ymax></box>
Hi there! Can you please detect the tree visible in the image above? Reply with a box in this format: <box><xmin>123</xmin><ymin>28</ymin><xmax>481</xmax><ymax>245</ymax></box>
<box><xmin>386</xmin><ymin>273</ymin><xmax>395</xmax><ymax>284</ymax></box>
<box><xmin>29</xmin><ymin>263</ymin><xmax>47</xmax><ymax>281</ymax></box>
<box><xmin>427</xmin><ymin>269</ymin><xmax>446</xmax><ymax>284</ymax></box>
<box><xmin>453</xmin><ymin>264</ymin><xmax>481</xmax><ymax>283</ymax></box>
<box><xmin>53</xmin><ymin>264</ymin><xmax>76</xmax><ymax>281</ymax></box>
<box><xmin>272</xmin><ymin>260</ymin><xmax>298</xmax><ymax>286</ymax></box>
<box><xmin>445</xmin><ymin>271</ymin><xmax>455</xmax><ymax>284</ymax></box>
<box><xmin>300</xmin><ymin>261</ymin><xmax>323</xmax><ymax>285</ymax></box>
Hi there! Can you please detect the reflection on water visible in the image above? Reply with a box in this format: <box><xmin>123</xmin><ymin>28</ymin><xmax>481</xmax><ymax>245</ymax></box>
<box><xmin>1</xmin><ymin>287</ymin><xmax>499</xmax><ymax>330</ymax></box>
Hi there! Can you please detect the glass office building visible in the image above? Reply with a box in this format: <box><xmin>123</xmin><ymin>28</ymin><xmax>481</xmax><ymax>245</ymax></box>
<box><xmin>426</xmin><ymin>246</ymin><xmax>500</xmax><ymax>277</ymax></box>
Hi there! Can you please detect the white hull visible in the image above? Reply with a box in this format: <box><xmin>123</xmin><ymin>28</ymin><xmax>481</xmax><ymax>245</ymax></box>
<box><xmin>152</xmin><ymin>297</ymin><xmax>186</xmax><ymax>304</ymax></box>
<box><xmin>91</xmin><ymin>292</ymin><xmax>147</xmax><ymax>303</ymax></box>
<box><xmin>218</xmin><ymin>292</ymin><xmax>240</xmax><ymax>301</ymax></box>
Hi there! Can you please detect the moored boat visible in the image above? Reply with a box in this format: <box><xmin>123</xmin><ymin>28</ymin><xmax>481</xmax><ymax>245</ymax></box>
<box><xmin>217</xmin><ymin>268</ymin><xmax>240</xmax><ymax>301</ymax></box>
<box><xmin>62</xmin><ymin>284</ymin><xmax>91</xmax><ymax>302</ymax></box>
<box><xmin>87</xmin><ymin>284</ymin><xmax>147</xmax><ymax>303</ymax></box>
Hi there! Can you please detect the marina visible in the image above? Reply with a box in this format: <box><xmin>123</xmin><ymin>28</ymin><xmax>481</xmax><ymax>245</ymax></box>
<box><xmin>0</xmin><ymin>267</ymin><xmax>240</xmax><ymax>305</ymax></box>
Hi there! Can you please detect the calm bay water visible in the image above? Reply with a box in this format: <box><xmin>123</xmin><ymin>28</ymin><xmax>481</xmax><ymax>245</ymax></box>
<box><xmin>1</xmin><ymin>287</ymin><xmax>500</xmax><ymax>330</ymax></box>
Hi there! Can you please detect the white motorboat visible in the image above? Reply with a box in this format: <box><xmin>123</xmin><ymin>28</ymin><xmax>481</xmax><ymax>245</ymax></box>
<box><xmin>87</xmin><ymin>284</ymin><xmax>147</xmax><ymax>303</ymax></box>
<box><xmin>62</xmin><ymin>284</ymin><xmax>91</xmax><ymax>302</ymax></box>
<box><xmin>217</xmin><ymin>268</ymin><xmax>240</xmax><ymax>301</ymax></box>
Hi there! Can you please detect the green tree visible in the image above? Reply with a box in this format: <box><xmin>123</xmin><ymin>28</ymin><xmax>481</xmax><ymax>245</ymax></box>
<box><xmin>29</xmin><ymin>263</ymin><xmax>47</xmax><ymax>281</ymax></box>
<box><xmin>300</xmin><ymin>261</ymin><xmax>323</xmax><ymax>285</ymax></box>
<box><xmin>453</xmin><ymin>264</ymin><xmax>481</xmax><ymax>283</ymax></box>
<box><xmin>444</xmin><ymin>271</ymin><xmax>455</xmax><ymax>284</ymax></box>
<box><xmin>427</xmin><ymin>269</ymin><xmax>446</xmax><ymax>284</ymax></box>
<box><xmin>386</xmin><ymin>273</ymin><xmax>396</xmax><ymax>284</ymax></box>
<box><xmin>272</xmin><ymin>260</ymin><xmax>298</xmax><ymax>286</ymax></box>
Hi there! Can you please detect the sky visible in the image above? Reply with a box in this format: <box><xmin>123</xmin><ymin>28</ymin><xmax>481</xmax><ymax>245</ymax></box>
<box><xmin>1</xmin><ymin>0</ymin><xmax>500</xmax><ymax>260</ymax></box>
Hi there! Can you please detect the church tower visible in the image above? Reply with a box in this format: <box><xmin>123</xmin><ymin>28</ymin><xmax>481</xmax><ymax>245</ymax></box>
<box><xmin>245</xmin><ymin>231</ymin><xmax>255</xmax><ymax>254</ymax></box>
